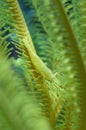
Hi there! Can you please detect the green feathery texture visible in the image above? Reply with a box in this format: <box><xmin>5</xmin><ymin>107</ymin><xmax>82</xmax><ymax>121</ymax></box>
<box><xmin>0</xmin><ymin>41</ymin><xmax>52</xmax><ymax>130</ymax></box>
<box><xmin>0</xmin><ymin>0</ymin><xmax>86</xmax><ymax>130</ymax></box>
<box><xmin>31</xmin><ymin>0</ymin><xmax>86</xmax><ymax>129</ymax></box>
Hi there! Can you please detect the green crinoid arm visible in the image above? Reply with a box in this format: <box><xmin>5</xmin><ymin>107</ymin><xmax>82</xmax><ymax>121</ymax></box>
<box><xmin>31</xmin><ymin>0</ymin><xmax>86</xmax><ymax>129</ymax></box>
<box><xmin>53</xmin><ymin>0</ymin><xmax>86</xmax><ymax>129</ymax></box>
<box><xmin>0</xmin><ymin>43</ymin><xmax>52</xmax><ymax>130</ymax></box>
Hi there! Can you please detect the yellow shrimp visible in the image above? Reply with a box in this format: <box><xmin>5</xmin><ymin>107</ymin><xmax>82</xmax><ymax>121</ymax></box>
<box><xmin>23</xmin><ymin>38</ymin><xmax>53</xmax><ymax>80</ymax></box>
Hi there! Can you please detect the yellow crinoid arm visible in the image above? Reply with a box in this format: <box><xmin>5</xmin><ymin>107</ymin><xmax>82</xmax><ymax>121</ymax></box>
<box><xmin>6</xmin><ymin>0</ymin><xmax>36</xmax><ymax>53</ymax></box>
<box><xmin>6</xmin><ymin>0</ymin><xmax>64</xmax><ymax>126</ymax></box>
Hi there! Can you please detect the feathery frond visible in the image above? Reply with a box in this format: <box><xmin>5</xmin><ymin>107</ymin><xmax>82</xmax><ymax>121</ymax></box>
<box><xmin>0</xmin><ymin>0</ymin><xmax>86</xmax><ymax>130</ymax></box>
<box><xmin>0</xmin><ymin>43</ymin><xmax>52</xmax><ymax>130</ymax></box>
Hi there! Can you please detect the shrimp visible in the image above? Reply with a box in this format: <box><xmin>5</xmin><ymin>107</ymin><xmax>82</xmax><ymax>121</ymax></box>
<box><xmin>23</xmin><ymin>38</ymin><xmax>53</xmax><ymax>80</ymax></box>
